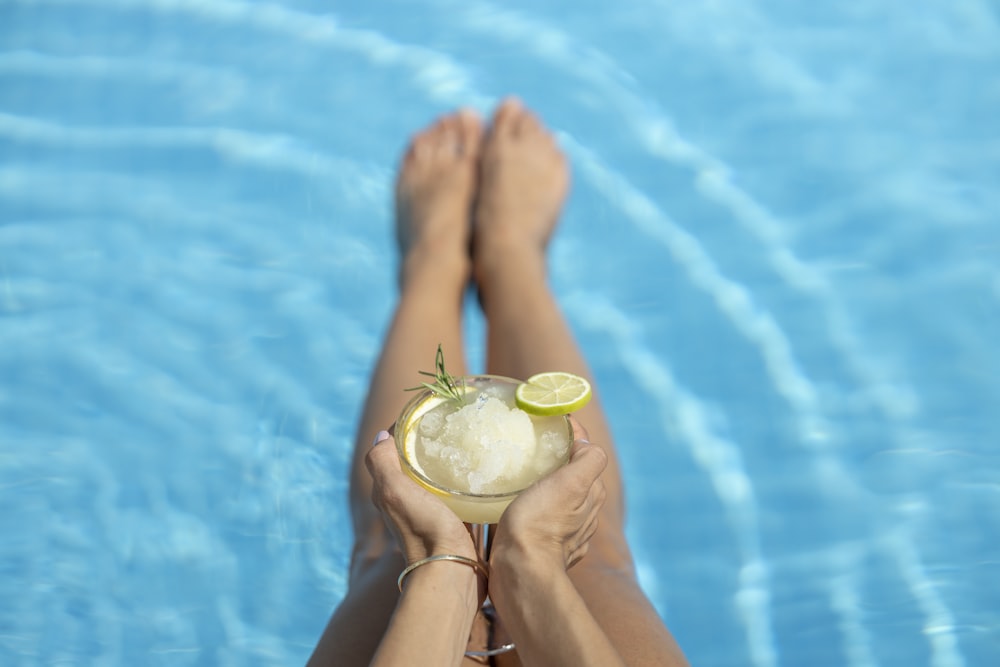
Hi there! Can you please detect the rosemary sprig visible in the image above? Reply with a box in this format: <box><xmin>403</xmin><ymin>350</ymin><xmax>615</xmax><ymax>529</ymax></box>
<box><xmin>406</xmin><ymin>344</ymin><xmax>468</xmax><ymax>403</ymax></box>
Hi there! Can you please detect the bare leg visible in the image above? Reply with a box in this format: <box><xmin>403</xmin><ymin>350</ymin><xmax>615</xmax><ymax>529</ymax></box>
<box><xmin>474</xmin><ymin>98</ymin><xmax>688</xmax><ymax>666</ymax></box>
<box><xmin>309</xmin><ymin>110</ymin><xmax>484</xmax><ymax>667</ymax></box>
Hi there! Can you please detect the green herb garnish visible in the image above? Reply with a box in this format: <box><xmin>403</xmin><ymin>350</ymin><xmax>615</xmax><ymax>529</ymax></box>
<box><xmin>406</xmin><ymin>344</ymin><xmax>468</xmax><ymax>404</ymax></box>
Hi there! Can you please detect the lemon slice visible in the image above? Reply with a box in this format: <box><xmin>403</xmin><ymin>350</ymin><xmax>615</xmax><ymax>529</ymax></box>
<box><xmin>515</xmin><ymin>372</ymin><xmax>592</xmax><ymax>416</ymax></box>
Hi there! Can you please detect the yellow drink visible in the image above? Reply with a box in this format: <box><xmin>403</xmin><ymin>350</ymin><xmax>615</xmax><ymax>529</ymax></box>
<box><xmin>395</xmin><ymin>375</ymin><xmax>573</xmax><ymax>524</ymax></box>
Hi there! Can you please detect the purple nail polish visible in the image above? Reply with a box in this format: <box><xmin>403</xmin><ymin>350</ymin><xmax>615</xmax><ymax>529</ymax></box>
<box><xmin>372</xmin><ymin>430</ymin><xmax>391</xmax><ymax>446</ymax></box>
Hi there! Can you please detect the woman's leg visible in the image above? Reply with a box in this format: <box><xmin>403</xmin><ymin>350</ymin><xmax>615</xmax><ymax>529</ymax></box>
<box><xmin>309</xmin><ymin>110</ymin><xmax>484</xmax><ymax>666</ymax></box>
<box><xmin>474</xmin><ymin>98</ymin><xmax>688</xmax><ymax>666</ymax></box>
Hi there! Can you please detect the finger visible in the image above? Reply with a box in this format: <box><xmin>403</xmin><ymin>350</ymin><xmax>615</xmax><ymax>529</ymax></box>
<box><xmin>568</xmin><ymin>415</ymin><xmax>590</xmax><ymax>443</ymax></box>
<box><xmin>365</xmin><ymin>433</ymin><xmax>397</xmax><ymax>477</ymax></box>
<box><xmin>367</xmin><ymin>434</ymin><xmax>453</xmax><ymax>517</ymax></box>
<box><xmin>565</xmin><ymin>498</ymin><xmax>602</xmax><ymax>560</ymax></box>
<box><xmin>365</xmin><ymin>433</ymin><xmax>411</xmax><ymax>500</ymax></box>
<box><xmin>588</xmin><ymin>476</ymin><xmax>607</xmax><ymax>510</ymax></box>
<box><xmin>571</xmin><ymin>484</ymin><xmax>603</xmax><ymax>542</ymax></box>
<box><xmin>578</xmin><ymin>511</ymin><xmax>600</xmax><ymax>547</ymax></box>
<box><xmin>567</xmin><ymin>466</ymin><xmax>607</xmax><ymax>517</ymax></box>
<box><xmin>566</xmin><ymin>541</ymin><xmax>590</xmax><ymax>569</ymax></box>
<box><xmin>560</xmin><ymin>481</ymin><xmax>604</xmax><ymax>547</ymax></box>
<box><xmin>536</xmin><ymin>442</ymin><xmax>608</xmax><ymax>513</ymax></box>
<box><xmin>567</xmin><ymin>442</ymin><xmax>608</xmax><ymax>486</ymax></box>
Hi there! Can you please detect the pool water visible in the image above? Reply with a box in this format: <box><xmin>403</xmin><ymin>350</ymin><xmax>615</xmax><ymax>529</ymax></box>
<box><xmin>2</xmin><ymin>1</ymin><xmax>998</xmax><ymax>665</ymax></box>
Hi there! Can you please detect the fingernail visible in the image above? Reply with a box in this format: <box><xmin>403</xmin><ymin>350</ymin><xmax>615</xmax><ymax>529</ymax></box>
<box><xmin>372</xmin><ymin>430</ymin><xmax>391</xmax><ymax>446</ymax></box>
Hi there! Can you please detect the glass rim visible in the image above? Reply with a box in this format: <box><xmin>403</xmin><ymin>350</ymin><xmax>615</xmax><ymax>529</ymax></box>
<box><xmin>394</xmin><ymin>374</ymin><xmax>574</xmax><ymax>500</ymax></box>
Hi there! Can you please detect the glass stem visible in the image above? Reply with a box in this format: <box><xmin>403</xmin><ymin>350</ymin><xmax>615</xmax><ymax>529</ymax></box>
<box><xmin>468</xmin><ymin>522</ymin><xmax>493</xmax><ymax>564</ymax></box>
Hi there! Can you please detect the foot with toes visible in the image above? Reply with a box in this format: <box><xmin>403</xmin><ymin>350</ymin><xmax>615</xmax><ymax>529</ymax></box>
<box><xmin>395</xmin><ymin>108</ymin><xmax>483</xmax><ymax>287</ymax></box>
<box><xmin>395</xmin><ymin>97</ymin><xmax>568</xmax><ymax>290</ymax></box>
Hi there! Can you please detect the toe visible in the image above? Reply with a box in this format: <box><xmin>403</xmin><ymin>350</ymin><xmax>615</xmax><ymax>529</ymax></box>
<box><xmin>491</xmin><ymin>97</ymin><xmax>523</xmax><ymax>137</ymax></box>
<box><xmin>455</xmin><ymin>108</ymin><xmax>483</xmax><ymax>158</ymax></box>
<box><xmin>511</xmin><ymin>105</ymin><xmax>541</xmax><ymax>138</ymax></box>
<box><xmin>425</xmin><ymin>117</ymin><xmax>459</xmax><ymax>159</ymax></box>
<box><xmin>409</xmin><ymin>122</ymin><xmax>441</xmax><ymax>161</ymax></box>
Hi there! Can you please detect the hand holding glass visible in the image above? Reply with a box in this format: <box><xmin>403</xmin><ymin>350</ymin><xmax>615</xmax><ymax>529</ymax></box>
<box><xmin>394</xmin><ymin>375</ymin><xmax>573</xmax><ymax>656</ymax></box>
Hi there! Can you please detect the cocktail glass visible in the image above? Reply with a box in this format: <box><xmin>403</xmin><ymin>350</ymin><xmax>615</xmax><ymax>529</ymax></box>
<box><xmin>395</xmin><ymin>374</ymin><xmax>574</xmax><ymax>657</ymax></box>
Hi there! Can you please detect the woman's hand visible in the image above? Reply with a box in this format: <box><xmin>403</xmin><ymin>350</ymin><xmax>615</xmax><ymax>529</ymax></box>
<box><xmin>364</xmin><ymin>433</ymin><xmax>485</xmax><ymax>667</ymax></box>
<box><xmin>365</xmin><ymin>430</ymin><xmax>477</xmax><ymax>564</ymax></box>
<box><xmin>483</xmin><ymin>427</ymin><xmax>631</xmax><ymax>667</ymax></box>
<box><xmin>491</xmin><ymin>423</ymin><xmax>608</xmax><ymax>575</ymax></box>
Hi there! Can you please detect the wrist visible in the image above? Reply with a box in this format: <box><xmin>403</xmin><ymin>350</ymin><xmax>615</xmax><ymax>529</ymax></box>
<box><xmin>401</xmin><ymin>555</ymin><xmax>481</xmax><ymax>610</ymax></box>
<box><xmin>491</xmin><ymin>530</ymin><xmax>565</xmax><ymax>575</ymax></box>
<box><xmin>372</xmin><ymin>550</ymin><xmax>482</xmax><ymax>667</ymax></box>
<box><xmin>400</xmin><ymin>531</ymin><xmax>479</xmax><ymax>565</ymax></box>
<box><xmin>489</xmin><ymin>542</ymin><xmax>568</xmax><ymax>608</ymax></box>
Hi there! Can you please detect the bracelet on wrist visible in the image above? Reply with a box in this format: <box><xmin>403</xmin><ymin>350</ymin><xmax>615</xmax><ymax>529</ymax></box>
<box><xmin>397</xmin><ymin>554</ymin><xmax>488</xmax><ymax>592</ymax></box>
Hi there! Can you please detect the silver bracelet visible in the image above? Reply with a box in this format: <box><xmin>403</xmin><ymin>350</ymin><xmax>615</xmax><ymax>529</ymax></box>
<box><xmin>397</xmin><ymin>554</ymin><xmax>488</xmax><ymax>592</ymax></box>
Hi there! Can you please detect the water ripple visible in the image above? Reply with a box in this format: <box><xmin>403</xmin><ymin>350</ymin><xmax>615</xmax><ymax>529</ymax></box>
<box><xmin>2</xmin><ymin>1</ymin><xmax>993</xmax><ymax>665</ymax></box>
<box><xmin>567</xmin><ymin>292</ymin><xmax>778</xmax><ymax>667</ymax></box>
<box><xmin>568</xmin><ymin>138</ymin><xmax>825</xmax><ymax>442</ymax></box>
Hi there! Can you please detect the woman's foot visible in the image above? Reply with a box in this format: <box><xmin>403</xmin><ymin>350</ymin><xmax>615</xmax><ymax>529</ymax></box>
<box><xmin>395</xmin><ymin>109</ymin><xmax>483</xmax><ymax>288</ymax></box>
<box><xmin>473</xmin><ymin>97</ymin><xmax>569</xmax><ymax>288</ymax></box>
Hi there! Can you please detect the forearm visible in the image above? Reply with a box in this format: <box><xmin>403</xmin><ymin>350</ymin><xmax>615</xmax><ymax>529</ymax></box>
<box><xmin>371</xmin><ymin>562</ymin><xmax>479</xmax><ymax>667</ymax></box>
<box><xmin>491</xmin><ymin>552</ymin><xmax>626</xmax><ymax>667</ymax></box>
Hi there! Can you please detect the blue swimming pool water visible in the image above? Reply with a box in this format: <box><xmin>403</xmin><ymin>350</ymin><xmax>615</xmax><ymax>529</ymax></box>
<box><xmin>2</xmin><ymin>1</ymin><xmax>999</xmax><ymax>665</ymax></box>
